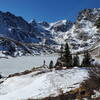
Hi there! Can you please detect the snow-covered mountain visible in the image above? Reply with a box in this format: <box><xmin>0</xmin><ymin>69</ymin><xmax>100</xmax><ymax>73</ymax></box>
<box><xmin>0</xmin><ymin>11</ymin><xmax>57</xmax><ymax>44</ymax></box>
<box><xmin>0</xmin><ymin>12</ymin><xmax>56</xmax><ymax>56</ymax></box>
<box><xmin>44</xmin><ymin>20</ymin><xmax>73</xmax><ymax>44</ymax></box>
<box><xmin>65</xmin><ymin>8</ymin><xmax>100</xmax><ymax>51</ymax></box>
<box><xmin>0</xmin><ymin>8</ymin><xmax>100</xmax><ymax>56</ymax></box>
<box><xmin>0</xmin><ymin>11</ymin><xmax>73</xmax><ymax>56</ymax></box>
<box><xmin>39</xmin><ymin>8</ymin><xmax>100</xmax><ymax>52</ymax></box>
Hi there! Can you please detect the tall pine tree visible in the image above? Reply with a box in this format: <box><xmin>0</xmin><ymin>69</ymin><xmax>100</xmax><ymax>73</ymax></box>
<box><xmin>73</xmin><ymin>55</ymin><xmax>80</xmax><ymax>67</ymax></box>
<box><xmin>81</xmin><ymin>51</ymin><xmax>92</xmax><ymax>67</ymax></box>
<box><xmin>55</xmin><ymin>43</ymin><xmax>72</xmax><ymax>68</ymax></box>
<box><xmin>63</xmin><ymin>43</ymin><xmax>72</xmax><ymax>67</ymax></box>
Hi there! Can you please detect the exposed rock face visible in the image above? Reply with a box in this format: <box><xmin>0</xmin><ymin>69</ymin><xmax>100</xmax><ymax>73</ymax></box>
<box><xmin>0</xmin><ymin>11</ymin><xmax>33</xmax><ymax>42</ymax></box>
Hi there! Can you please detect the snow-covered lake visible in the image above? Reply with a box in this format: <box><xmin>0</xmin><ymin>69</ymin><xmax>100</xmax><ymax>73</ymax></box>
<box><xmin>0</xmin><ymin>55</ymin><xmax>59</xmax><ymax>76</ymax></box>
<box><xmin>0</xmin><ymin>54</ymin><xmax>100</xmax><ymax>77</ymax></box>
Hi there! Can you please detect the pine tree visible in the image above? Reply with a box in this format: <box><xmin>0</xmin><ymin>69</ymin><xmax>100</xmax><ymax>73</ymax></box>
<box><xmin>81</xmin><ymin>51</ymin><xmax>92</xmax><ymax>67</ymax></box>
<box><xmin>73</xmin><ymin>55</ymin><xmax>80</xmax><ymax>67</ymax></box>
<box><xmin>49</xmin><ymin>60</ymin><xmax>53</xmax><ymax>69</ymax></box>
<box><xmin>55</xmin><ymin>43</ymin><xmax>73</xmax><ymax>68</ymax></box>
<box><xmin>63</xmin><ymin>43</ymin><xmax>72</xmax><ymax>67</ymax></box>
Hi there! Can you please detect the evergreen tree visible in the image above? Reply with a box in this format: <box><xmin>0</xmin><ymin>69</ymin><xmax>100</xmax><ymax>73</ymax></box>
<box><xmin>63</xmin><ymin>43</ymin><xmax>72</xmax><ymax>67</ymax></box>
<box><xmin>81</xmin><ymin>51</ymin><xmax>92</xmax><ymax>67</ymax></box>
<box><xmin>49</xmin><ymin>60</ymin><xmax>54</xmax><ymax>69</ymax></box>
<box><xmin>55</xmin><ymin>43</ymin><xmax>72</xmax><ymax>68</ymax></box>
<box><xmin>73</xmin><ymin>55</ymin><xmax>80</xmax><ymax>67</ymax></box>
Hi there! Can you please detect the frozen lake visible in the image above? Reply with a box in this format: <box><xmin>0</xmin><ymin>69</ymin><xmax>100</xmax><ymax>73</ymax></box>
<box><xmin>0</xmin><ymin>55</ymin><xmax>59</xmax><ymax>76</ymax></box>
<box><xmin>0</xmin><ymin>54</ymin><xmax>99</xmax><ymax>77</ymax></box>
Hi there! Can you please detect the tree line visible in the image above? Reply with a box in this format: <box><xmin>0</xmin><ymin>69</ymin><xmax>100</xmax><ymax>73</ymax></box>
<box><xmin>48</xmin><ymin>42</ymin><xmax>94</xmax><ymax>70</ymax></box>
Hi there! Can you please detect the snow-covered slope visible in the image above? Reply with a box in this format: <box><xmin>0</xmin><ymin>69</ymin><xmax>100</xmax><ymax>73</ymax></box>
<box><xmin>0</xmin><ymin>67</ymin><xmax>89</xmax><ymax>100</ymax></box>
<box><xmin>39</xmin><ymin>20</ymin><xmax>73</xmax><ymax>44</ymax></box>
<box><xmin>38</xmin><ymin>8</ymin><xmax>100</xmax><ymax>52</ymax></box>
<box><xmin>64</xmin><ymin>8</ymin><xmax>100</xmax><ymax>51</ymax></box>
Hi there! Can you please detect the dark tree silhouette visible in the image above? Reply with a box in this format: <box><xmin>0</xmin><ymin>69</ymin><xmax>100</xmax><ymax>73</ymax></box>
<box><xmin>55</xmin><ymin>43</ymin><xmax>72</xmax><ymax>68</ymax></box>
<box><xmin>81</xmin><ymin>51</ymin><xmax>92</xmax><ymax>67</ymax></box>
<box><xmin>0</xmin><ymin>74</ymin><xmax>2</xmax><ymax>79</ymax></box>
<box><xmin>49</xmin><ymin>60</ymin><xmax>54</xmax><ymax>69</ymax></box>
<box><xmin>63</xmin><ymin>43</ymin><xmax>72</xmax><ymax>67</ymax></box>
<box><xmin>73</xmin><ymin>55</ymin><xmax>80</xmax><ymax>67</ymax></box>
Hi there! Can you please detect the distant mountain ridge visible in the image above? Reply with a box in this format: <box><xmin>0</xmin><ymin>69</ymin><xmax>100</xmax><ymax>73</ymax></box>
<box><xmin>0</xmin><ymin>8</ymin><xmax>100</xmax><ymax>56</ymax></box>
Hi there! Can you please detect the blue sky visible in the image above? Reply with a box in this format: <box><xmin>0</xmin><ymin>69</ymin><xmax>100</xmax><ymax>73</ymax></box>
<box><xmin>0</xmin><ymin>0</ymin><xmax>99</xmax><ymax>22</ymax></box>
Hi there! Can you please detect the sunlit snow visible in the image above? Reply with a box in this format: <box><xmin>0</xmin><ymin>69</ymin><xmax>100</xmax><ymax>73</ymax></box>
<box><xmin>0</xmin><ymin>67</ymin><xmax>89</xmax><ymax>100</ymax></box>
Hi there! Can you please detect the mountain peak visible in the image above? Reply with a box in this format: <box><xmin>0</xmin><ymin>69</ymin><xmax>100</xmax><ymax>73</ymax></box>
<box><xmin>50</xmin><ymin>19</ymin><xmax>73</xmax><ymax>32</ymax></box>
<box><xmin>29</xmin><ymin>19</ymin><xmax>37</xmax><ymax>26</ymax></box>
<box><xmin>38</xmin><ymin>21</ymin><xmax>50</xmax><ymax>28</ymax></box>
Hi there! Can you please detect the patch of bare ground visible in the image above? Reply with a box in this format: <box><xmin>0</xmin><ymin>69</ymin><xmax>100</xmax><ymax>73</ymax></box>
<box><xmin>7</xmin><ymin>67</ymin><xmax>49</xmax><ymax>78</ymax></box>
<box><xmin>0</xmin><ymin>67</ymin><xmax>50</xmax><ymax>85</ymax></box>
<box><xmin>7</xmin><ymin>66</ymin><xmax>72</xmax><ymax>79</ymax></box>
<box><xmin>94</xmin><ymin>55</ymin><xmax>100</xmax><ymax>58</ymax></box>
